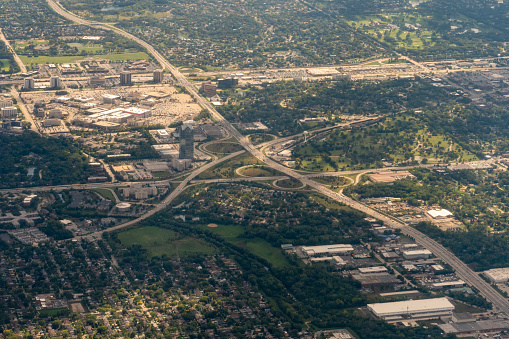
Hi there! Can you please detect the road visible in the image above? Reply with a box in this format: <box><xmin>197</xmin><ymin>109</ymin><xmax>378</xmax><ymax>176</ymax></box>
<box><xmin>46</xmin><ymin>0</ymin><xmax>509</xmax><ymax>315</ymax></box>
<box><xmin>0</xmin><ymin>29</ymin><xmax>27</xmax><ymax>73</ymax></box>
<box><xmin>82</xmin><ymin>150</ymin><xmax>245</xmax><ymax>240</ymax></box>
<box><xmin>10</xmin><ymin>86</ymin><xmax>39</xmax><ymax>133</ymax></box>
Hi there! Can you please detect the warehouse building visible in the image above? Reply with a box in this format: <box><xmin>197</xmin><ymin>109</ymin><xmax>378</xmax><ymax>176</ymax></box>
<box><xmin>352</xmin><ymin>273</ymin><xmax>401</xmax><ymax>290</ymax></box>
<box><xmin>367</xmin><ymin>297</ymin><xmax>454</xmax><ymax>320</ymax></box>
<box><xmin>427</xmin><ymin>209</ymin><xmax>453</xmax><ymax>219</ymax></box>
<box><xmin>483</xmin><ymin>267</ymin><xmax>509</xmax><ymax>283</ymax></box>
<box><xmin>301</xmin><ymin>244</ymin><xmax>354</xmax><ymax>257</ymax></box>
<box><xmin>402</xmin><ymin>249</ymin><xmax>432</xmax><ymax>260</ymax></box>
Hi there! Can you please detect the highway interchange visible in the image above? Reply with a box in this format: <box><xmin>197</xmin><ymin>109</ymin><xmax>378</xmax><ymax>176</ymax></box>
<box><xmin>8</xmin><ymin>0</ymin><xmax>506</xmax><ymax>316</ymax></box>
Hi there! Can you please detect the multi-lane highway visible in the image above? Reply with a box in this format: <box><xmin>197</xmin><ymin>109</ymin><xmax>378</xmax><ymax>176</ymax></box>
<box><xmin>44</xmin><ymin>0</ymin><xmax>509</xmax><ymax>315</ymax></box>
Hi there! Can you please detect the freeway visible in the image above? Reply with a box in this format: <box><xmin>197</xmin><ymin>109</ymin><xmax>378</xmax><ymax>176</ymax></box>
<box><xmin>46</xmin><ymin>0</ymin><xmax>509</xmax><ymax>315</ymax></box>
<box><xmin>81</xmin><ymin>150</ymin><xmax>245</xmax><ymax>240</ymax></box>
<box><xmin>0</xmin><ymin>29</ymin><xmax>27</xmax><ymax>73</ymax></box>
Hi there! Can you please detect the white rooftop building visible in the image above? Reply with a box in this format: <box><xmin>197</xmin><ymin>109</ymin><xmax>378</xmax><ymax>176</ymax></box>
<box><xmin>484</xmin><ymin>267</ymin><xmax>509</xmax><ymax>283</ymax></box>
<box><xmin>402</xmin><ymin>249</ymin><xmax>432</xmax><ymax>260</ymax></box>
<box><xmin>301</xmin><ymin>244</ymin><xmax>354</xmax><ymax>257</ymax></box>
<box><xmin>367</xmin><ymin>297</ymin><xmax>454</xmax><ymax>319</ymax></box>
<box><xmin>358</xmin><ymin>266</ymin><xmax>388</xmax><ymax>274</ymax></box>
<box><xmin>427</xmin><ymin>209</ymin><xmax>453</xmax><ymax>219</ymax></box>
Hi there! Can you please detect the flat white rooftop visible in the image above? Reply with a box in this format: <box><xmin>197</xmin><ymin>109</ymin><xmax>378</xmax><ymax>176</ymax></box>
<box><xmin>427</xmin><ymin>209</ymin><xmax>453</xmax><ymax>218</ymax></box>
<box><xmin>301</xmin><ymin>244</ymin><xmax>354</xmax><ymax>256</ymax></box>
<box><xmin>484</xmin><ymin>267</ymin><xmax>509</xmax><ymax>282</ymax></box>
<box><xmin>368</xmin><ymin>297</ymin><xmax>454</xmax><ymax>317</ymax></box>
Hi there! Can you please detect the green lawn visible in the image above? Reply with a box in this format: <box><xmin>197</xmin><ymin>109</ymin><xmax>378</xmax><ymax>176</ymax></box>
<box><xmin>39</xmin><ymin>308</ymin><xmax>68</xmax><ymax>317</ymax></box>
<box><xmin>275</xmin><ymin>178</ymin><xmax>304</xmax><ymax>188</ymax></box>
<box><xmin>0</xmin><ymin>59</ymin><xmax>11</xmax><ymax>72</ymax></box>
<box><xmin>197</xmin><ymin>224</ymin><xmax>245</xmax><ymax>239</ymax></box>
<box><xmin>240</xmin><ymin>166</ymin><xmax>283</xmax><ymax>177</ymax></box>
<box><xmin>118</xmin><ymin>226</ymin><xmax>215</xmax><ymax>258</ymax></box>
<box><xmin>19</xmin><ymin>52</ymin><xmax>150</xmax><ymax>65</ymax></box>
<box><xmin>198</xmin><ymin>224</ymin><xmax>290</xmax><ymax>268</ymax></box>
<box><xmin>118</xmin><ymin>226</ymin><xmax>176</xmax><ymax>247</ymax></box>
<box><xmin>90</xmin><ymin>188</ymin><xmax>115</xmax><ymax>201</ymax></box>
<box><xmin>101</xmin><ymin>52</ymin><xmax>150</xmax><ymax>61</ymax></box>
<box><xmin>243</xmin><ymin>238</ymin><xmax>291</xmax><ymax>268</ymax></box>
<box><xmin>68</xmin><ymin>42</ymin><xmax>104</xmax><ymax>53</ymax></box>
<box><xmin>205</xmin><ymin>142</ymin><xmax>245</xmax><ymax>154</ymax></box>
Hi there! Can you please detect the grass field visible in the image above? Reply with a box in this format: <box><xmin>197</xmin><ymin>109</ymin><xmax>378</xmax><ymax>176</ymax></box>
<box><xmin>0</xmin><ymin>59</ymin><xmax>11</xmax><ymax>72</ymax></box>
<box><xmin>296</xmin><ymin>115</ymin><xmax>477</xmax><ymax>171</ymax></box>
<box><xmin>239</xmin><ymin>166</ymin><xmax>283</xmax><ymax>177</ymax></box>
<box><xmin>197</xmin><ymin>224</ymin><xmax>290</xmax><ymax>268</ymax></box>
<box><xmin>205</xmin><ymin>142</ymin><xmax>244</xmax><ymax>154</ymax></box>
<box><xmin>249</xmin><ymin>133</ymin><xmax>276</xmax><ymax>145</ymax></box>
<box><xmin>243</xmin><ymin>238</ymin><xmax>291</xmax><ymax>268</ymax></box>
<box><xmin>39</xmin><ymin>308</ymin><xmax>68</xmax><ymax>317</ymax></box>
<box><xmin>197</xmin><ymin>224</ymin><xmax>245</xmax><ymax>240</ymax></box>
<box><xmin>348</xmin><ymin>13</ymin><xmax>437</xmax><ymax>50</ymax></box>
<box><xmin>117</xmin><ymin>226</ymin><xmax>215</xmax><ymax>258</ymax></box>
<box><xmin>90</xmin><ymin>188</ymin><xmax>115</xmax><ymax>201</ymax></box>
<box><xmin>68</xmin><ymin>42</ymin><xmax>104</xmax><ymax>53</ymax></box>
<box><xmin>196</xmin><ymin>153</ymin><xmax>261</xmax><ymax>180</ymax></box>
<box><xmin>19</xmin><ymin>52</ymin><xmax>150</xmax><ymax>65</ymax></box>
<box><xmin>275</xmin><ymin>178</ymin><xmax>304</xmax><ymax>189</ymax></box>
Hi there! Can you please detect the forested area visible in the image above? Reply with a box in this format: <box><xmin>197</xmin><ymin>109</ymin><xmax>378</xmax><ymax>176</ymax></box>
<box><xmin>416</xmin><ymin>222</ymin><xmax>509</xmax><ymax>271</ymax></box>
<box><xmin>346</xmin><ymin>168</ymin><xmax>509</xmax><ymax>233</ymax></box>
<box><xmin>219</xmin><ymin>78</ymin><xmax>446</xmax><ymax>136</ymax></box>
<box><xmin>0</xmin><ymin>132</ymin><xmax>90</xmax><ymax>188</ymax></box>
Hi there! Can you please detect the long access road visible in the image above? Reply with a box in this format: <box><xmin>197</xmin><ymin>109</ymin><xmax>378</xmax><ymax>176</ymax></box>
<box><xmin>47</xmin><ymin>0</ymin><xmax>509</xmax><ymax>315</ymax></box>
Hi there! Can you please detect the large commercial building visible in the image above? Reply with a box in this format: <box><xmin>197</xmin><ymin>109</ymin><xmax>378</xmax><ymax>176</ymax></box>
<box><xmin>179</xmin><ymin>120</ymin><xmax>195</xmax><ymax>159</ymax></box>
<box><xmin>0</xmin><ymin>99</ymin><xmax>13</xmax><ymax>109</ymax></box>
<box><xmin>201</xmin><ymin>81</ymin><xmax>217</xmax><ymax>97</ymax></box>
<box><xmin>1</xmin><ymin>106</ymin><xmax>18</xmax><ymax>118</ymax></box>
<box><xmin>367</xmin><ymin>297</ymin><xmax>454</xmax><ymax>320</ymax></box>
<box><xmin>483</xmin><ymin>267</ymin><xmax>509</xmax><ymax>283</ymax></box>
<box><xmin>153</xmin><ymin>69</ymin><xmax>164</xmax><ymax>83</ymax></box>
<box><xmin>427</xmin><ymin>209</ymin><xmax>453</xmax><ymax>219</ymax></box>
<box><xmin>301</xmin><ymin>244</ymin><xmax>354</xmax><ymax>257</ymax></box>
<box><xmin>24</xmin><ymin>77</ymin><xmax>35</xmax><ymax>90</ymax></box>
<box><xmin>120</xmin><ymin>71</ymin><xmax>132</xmax><ymax>85</ymax></box>
<box><xmin>217</xmin><ymin>77</ymin><xmax>238</xmax><ymax>89</ymax></box>
<box><xmin>402</xmin><ymin>249</ymin><xmax>432</xmax><ymax>260</ymax></box>
<box><xmin>50</xmin><ymin>76</ymin><xmax>61</xmax><ymax>89</ymax></box>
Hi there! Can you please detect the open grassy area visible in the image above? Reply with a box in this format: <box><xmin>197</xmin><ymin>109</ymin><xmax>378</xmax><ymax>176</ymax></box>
<box><xmin>19</xmin><ymin>52</ymin><xmax>150</xmax><ymax>65</ymax></box>
<box><xmin>239</xmin><ymin>166</ymin><xmax>283</xmax><ymax>177</ymax></box>
<box><xmin>68</xmin><ymin>42</ymin><xmax>104</xmax><ymax>53</ymax></box>
<box><xmin>243</xmin><ymin>238</ymin><xmax>291</xmax><ymax>268</ymax></box>
<box><xmin>197</xmin><ymin>224</ymin><xmax>290</xmax><ymax>268</ymax></box>
<box><xmin>118</xmin><ymin>226</ymin><xmax>176</xmax><ymax>247</ymax></box>
<box><xmin>275</xmin><ymin>178</ymin><xmax>304</xmax><ymax>189</ymax></box>
<box><xmin>296</xmin><ymin>115</ymin><xmax>478</xmax><ymax>171</ymax></box>
<box><xmin>205</xmin><ymin>142</ymin><xmax>244</xmax><ymax>154</ymax></box>
<box><xmin>0</xmin><ymin>59</ymin><xmax>11</xmax><ymax>72</ymax></box>
<box><xmin>118</xmin><ymin>226</ymin><xmax>215</xmax><ymax>258</ymax></box>
<box><xmin>196</xmin><ymin>152</ymin><xmax>259</xmax><ymax>180</ymax></box>
<box><xmin>249</xmin><ymin>133</ymin><xmax>276</xmax><ymax>145</ymax></box>
<box><xmin>38</xmin><ymin>308</ymin><xmax>68</xmax><ymax>317</ymax></box>
<box><xmin>348</xmin><ymin>13</ymin><xmax>437</xmax><ymax>51</ymax></box>
<box><xmin>90</xmin><ymin>188</ymin><xmax>115</xmax><ymax>201</ymax></box>
<box><xmin>197</xmin><ymin>224</ymin><xmax>245</xmax><ymax>240</ymax></box>
<box><xmin>311</xmin><ymin>176</ymin><xmax>351</xmax><ymax>186</ymax></box>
